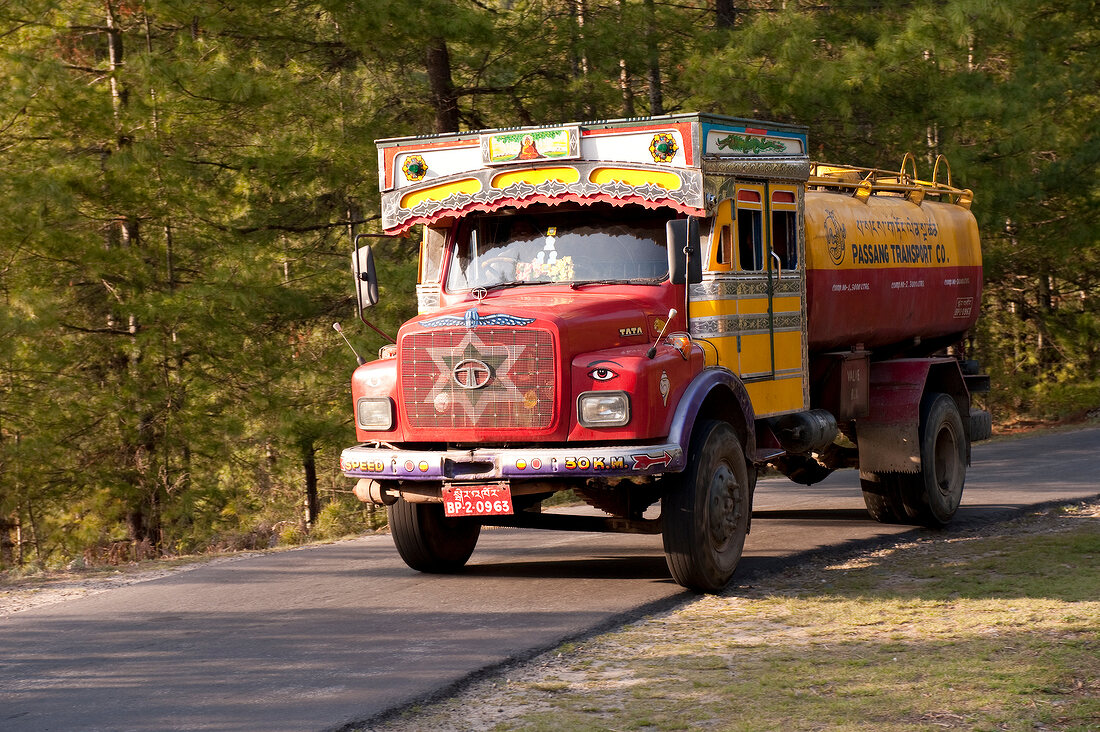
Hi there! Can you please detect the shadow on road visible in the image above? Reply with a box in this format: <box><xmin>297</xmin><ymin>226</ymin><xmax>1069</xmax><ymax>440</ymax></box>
<box><xmin>463</xmin><ymin>554</ymin><xmax>673</xmax><ymax>582</ymax></box>
<box><xmin>751</xmin><ymin>508</ymin><xmax>875</xmax><ymax>522</ymax></box>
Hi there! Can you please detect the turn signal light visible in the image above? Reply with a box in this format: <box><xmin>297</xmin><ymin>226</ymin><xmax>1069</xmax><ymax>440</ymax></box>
<box><xmin>669</xmin><ymin>334</ymin><xmax>692</xmax><ymax>359</ymax></box>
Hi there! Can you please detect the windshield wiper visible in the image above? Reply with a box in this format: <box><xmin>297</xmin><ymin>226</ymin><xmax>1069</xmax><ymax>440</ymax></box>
<box><xmin>570</xmin><ymin>278</ymin><xmax>663</xmax><ymax>289</ymax></box>
<box><xmin>473</xmin><ymin>279</ymin><xmax>560</xmax><ymax>295</ymax></box>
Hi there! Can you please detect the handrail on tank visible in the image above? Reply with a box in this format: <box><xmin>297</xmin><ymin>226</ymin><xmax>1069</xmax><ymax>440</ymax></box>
<box><xmin>932</xmin><ymin>154</ymin><xmax>951</xmax><ymax>187</ymax></box>
<box><xmin>808</xmin><ymin>154</ymin><xmax>973</xmax><ymax>209</ymax></box>
<box><xmin>899</xmin><ymin>152</ymin><xmax>918</xmax><ymax>185</ymax></box>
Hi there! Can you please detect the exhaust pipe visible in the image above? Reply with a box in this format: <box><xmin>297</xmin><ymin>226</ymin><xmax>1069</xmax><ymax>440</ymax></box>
<box><xmin>354</xmin><ymin>479</ymin><xmax>398</xmax><ymax>506</ymax></box>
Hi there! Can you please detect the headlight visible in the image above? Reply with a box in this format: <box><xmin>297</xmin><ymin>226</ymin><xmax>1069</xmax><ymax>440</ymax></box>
<box><xmin>356</xmin><ymin>398</ymin><xmax>394</xmax><ymax>430</ymax></box>
<box><xmin>577</xmin><ymin>391</ymin><xmax>630</xmax><ymax>428</ymax></box>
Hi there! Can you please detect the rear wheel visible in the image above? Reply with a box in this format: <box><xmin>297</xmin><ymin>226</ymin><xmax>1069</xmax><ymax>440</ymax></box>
<box><xmin>903</xmin><ymin>392</ymin><xmax>967</xmax><ymax>526</ymax></box>
<box><xmin>860</xmin><ymin>471</ymin><xmax>909</xmax><ymax>523</ymax></box>
<box><xmin>388</xmin><ymin>499</ymin><xmax>481</xmax><ymax>573</ymax></box>
<box><xmin>662</xmin><ymin>420</ymin><xmax>751</xmax><ymax>593</ymax></box>
<box><xmin>860</xmin><ymin>392</ymin><xmax>966</xmax><ymax>527</ymax></box>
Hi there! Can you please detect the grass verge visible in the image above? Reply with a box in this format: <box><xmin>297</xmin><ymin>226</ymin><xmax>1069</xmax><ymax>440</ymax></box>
<box><xmin>369</xmin><ymin>500</ymin><xmax>1099</xmax><ymax>732</ymax></box>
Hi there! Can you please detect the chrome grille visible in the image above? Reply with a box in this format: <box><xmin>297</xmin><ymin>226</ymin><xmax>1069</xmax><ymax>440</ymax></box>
<box><xmin>401</xmin><ymin>328</ymin><xmax>556</xmax><ymax>430</ymax></box>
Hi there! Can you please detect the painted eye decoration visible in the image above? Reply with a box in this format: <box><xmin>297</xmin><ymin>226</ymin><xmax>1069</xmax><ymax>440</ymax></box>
<box><xmin>588</xmin><ymin>367</ymin><xmax>619</xmax><ymax>382</ymax></box>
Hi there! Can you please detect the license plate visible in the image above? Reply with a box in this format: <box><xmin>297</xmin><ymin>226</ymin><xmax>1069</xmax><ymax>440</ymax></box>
<box><xmin>442</xmin><ymin>484</ymin><xmax>514</xmax><ymax>517</ymax></box>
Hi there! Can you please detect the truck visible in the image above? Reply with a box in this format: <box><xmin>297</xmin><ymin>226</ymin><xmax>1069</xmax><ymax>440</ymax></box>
<box><xmin>340</xmin><ymin>113</ymin><xmax>991</xmax><ymax>592</ymax></box>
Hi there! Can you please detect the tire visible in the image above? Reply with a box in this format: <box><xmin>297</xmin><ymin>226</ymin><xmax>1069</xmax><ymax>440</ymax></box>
<box><xmin>902</xmin><ymin>392</ymin><xmax>967</xmax><ymax>527</ymax></box>
<box><xmin>388</xmin><ymin>499</ymin><xmax>481</xmax><ymax>573</ymax></box>
<box><xmin>662</xmin><ymin>420</ymin><xmax>752</xmax><ymax>593</ymax></box>
<box><xmin>860</xmin><ymin>471</ymin><xmax>909</xmax><ymax>523</ymax></box>
<box><xmin>860</xmin><ymin>392</ymin><xmax>967</xmax><ymax>528</ymax></box>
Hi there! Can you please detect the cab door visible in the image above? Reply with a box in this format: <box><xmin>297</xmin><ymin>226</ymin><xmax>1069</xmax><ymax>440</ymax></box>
<box><xmin>690</xmin><ymin>181</ymin><xmax>808</xmax><ymax>418</ymax></box>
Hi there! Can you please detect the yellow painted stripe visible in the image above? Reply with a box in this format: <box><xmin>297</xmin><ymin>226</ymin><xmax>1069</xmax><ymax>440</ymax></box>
<box><xmin>401</xmin><ymin>178</ymin><xmax>482</xmax><ymax>208</ymax></box>
<box><xmin>773</xmin><ymin>331</ymin><xmax>803</xmax><ymax>371</ymax></box>
<box><xmin>696</xmin><ymin>337</ymin><xmax>729</xmax><ymax>368</ymax></box>
<box><xmin>491</xmin><ymin>166</ymin><xmax>580</xmax><ymax>189</ymax></box>
<box><xmin>697</xmin><ymin>334</ymin><xmax>804</xmax><ymax>383</ymax></box>
<box><xmin>746</xmin><ymin>375</ymin><xmax>806</xmax><ymax>417</ymax></box>
<box><xmin>733</xmin><ymin>296</ymin><xmax>801</xmax><ymax>315</ymax></box>
<box><xmin>738</xmin><ymin>332</ymin><xmax>804</xmax><ymax>376</ymax></box>
<box><xmin>589</xmin><ymin>167</ymin><xmax>682</xmax><ymax>190</ymax></box>
<box><xmin>772</xmin><ymin>296</ymin><xmax>801</xmax><ymax>313</ymax></box>
<box><xmin>688</xmin><ymin>299</ymin><xmax>738</xmax><ymax>319</ymax></box>
<box><xmin>804</xmin><ymin>195</ymin><xmax>981</xmax><ymax>270</ymax></box>
<box><xmin>739</xmin><ymin>333</ymin><xmax>773</xmax><ymax>375</ymax></box>
<box><xmin>736</xmin><ymin>297</ymin><xmax>769</xmax><ymax>315</ymax></box>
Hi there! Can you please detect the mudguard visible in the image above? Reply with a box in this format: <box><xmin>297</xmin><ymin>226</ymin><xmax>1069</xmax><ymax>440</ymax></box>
<box><xmin>855</xmin><ymin>358</ymin><xmax>967</xmax><ymax>473</ymax></box>
<box><xmin>668</xmin><ymin>367</ymin><xmax>757</xmax><ymax>463</ymax></box>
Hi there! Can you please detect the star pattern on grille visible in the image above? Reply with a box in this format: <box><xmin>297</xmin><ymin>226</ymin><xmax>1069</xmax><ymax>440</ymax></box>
<box><xmin>424</xmin><ymin>333</ymin><xmax>529</xmax><ymax>421</ymax></box>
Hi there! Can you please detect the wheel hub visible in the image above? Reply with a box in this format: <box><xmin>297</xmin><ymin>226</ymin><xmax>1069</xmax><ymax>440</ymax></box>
<box><xmin>934</xmin><ymin>424</ymin><xmax>961</xmax><ymax>498</ymax></box>
<box><xmin>707</xmin><ymin>463</ymin><xmax>741</xmax><ymax>550</ymax></box>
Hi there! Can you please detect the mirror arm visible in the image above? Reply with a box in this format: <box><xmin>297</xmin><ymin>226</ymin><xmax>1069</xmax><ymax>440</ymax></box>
<box><xmin>682</xmin><ymin>243</ymin><xmax>693</xmax><ymax>332</ymax></box>
<box><xmin>356</xmin><ymin>308</ymin><xmax>395</xmax><ymax>344</ymax></box>
<box><xmin>352</xmin><ymin>234</ymin><xmax>396</xmax><ymax>344</ymax></box>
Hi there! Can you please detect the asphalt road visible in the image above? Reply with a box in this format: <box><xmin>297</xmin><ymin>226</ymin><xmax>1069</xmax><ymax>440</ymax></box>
<box><xmin>2</xmin><ymin>427</ymin><xmax>1097</xmax><ymax>732</ymax></box>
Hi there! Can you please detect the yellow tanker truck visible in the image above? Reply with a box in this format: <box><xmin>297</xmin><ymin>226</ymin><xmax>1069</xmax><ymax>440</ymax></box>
<box><xmin>343</xmin><ymin>113</ymin><xmax>990</xmax><ymax>592</ymax></box>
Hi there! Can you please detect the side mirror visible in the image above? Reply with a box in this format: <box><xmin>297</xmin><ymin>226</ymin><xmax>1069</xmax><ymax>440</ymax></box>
<box><xmin>352</xmin><ymin>238</ymin><xmax>380</xmax><ymax>314</ymax></box>
<box><xmin>667</xmin><ymin>218</ymin><xmax>702</xmax><ymax>285</ymax></box>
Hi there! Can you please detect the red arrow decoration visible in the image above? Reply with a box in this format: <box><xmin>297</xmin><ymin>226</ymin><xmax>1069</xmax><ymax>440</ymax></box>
<box><xmin>631</xmin><ymin>450</ymin><xmax>674</xmax><ymax>471</ymax></box>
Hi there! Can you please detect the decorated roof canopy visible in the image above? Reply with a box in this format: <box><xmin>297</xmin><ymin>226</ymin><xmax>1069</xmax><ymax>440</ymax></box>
<box><xmin>376</xmin><ymin>113</ymin><xmax>810</xmax><ymax>234</ymax></box>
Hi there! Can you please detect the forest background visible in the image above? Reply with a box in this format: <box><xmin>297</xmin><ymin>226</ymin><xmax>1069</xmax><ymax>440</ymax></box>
<box><xmin>1</xmin><ymin>0</ymin><xmax>1096</xmax><ymax>568</ymax></box>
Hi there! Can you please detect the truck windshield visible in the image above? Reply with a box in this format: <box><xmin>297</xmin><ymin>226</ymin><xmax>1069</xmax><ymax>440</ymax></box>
<box><xmin>445</xmin><ymin>205</ymin><xmax>670</xmax><ymax>291</ymax></box>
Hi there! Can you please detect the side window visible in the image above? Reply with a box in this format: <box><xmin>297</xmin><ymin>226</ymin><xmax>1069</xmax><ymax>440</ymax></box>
<box><xmin>736</xmin><ymin>188</ymin><xmax>763</xmax><ymax>271</ymax></box>
<box><xmin>770</xmin><ymin>188</ymin><xmax>798</xmax><ymax>271</ymax></box>
<box><xmin>720</xmin><ymin>225</ymin><xmax>733</xmax><ymax>266</ymax></box>
<box><xmin>708</xmin><ymin>199</ymin><xmax>734</xmax><ymax>272</ymax></box>
<box><xmin>420</xmin><ymin>225</ymin><xmax>447</xmax><ymax>283</ymax></box>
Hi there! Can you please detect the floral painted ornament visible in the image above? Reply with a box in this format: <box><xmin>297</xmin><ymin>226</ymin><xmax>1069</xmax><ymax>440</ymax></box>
<box><xmin>649</xmin><ymin>133</ymin><xmax>678</xmax><ymax>163</ymax></box>
<box><xmin>403</xmin><ymin>155</ymin><xmax>428</xmax><ymax>182</ymax></box>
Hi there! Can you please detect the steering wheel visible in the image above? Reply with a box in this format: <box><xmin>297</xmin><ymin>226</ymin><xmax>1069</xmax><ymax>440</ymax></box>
<box><xmin>479</xmin><ymin>255</ymin><xmax>517</xmax><ymax>278</ymax></box>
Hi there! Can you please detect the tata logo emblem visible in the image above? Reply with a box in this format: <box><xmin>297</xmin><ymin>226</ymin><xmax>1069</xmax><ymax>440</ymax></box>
<box><xmin>452</xmin><ymin>359</ymin><xmax>493</xmax><ymax>389</ymax></box>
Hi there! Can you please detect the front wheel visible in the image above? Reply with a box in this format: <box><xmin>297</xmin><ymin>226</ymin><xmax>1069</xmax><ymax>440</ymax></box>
<box><xmin>388</xmin><ymin>499</ymin><xmax>481</xmax><ymax>573</ymax></box>
<box><xmin>662</xmin><ymin>420</ymin><xmax>752</xmax><ymax>593</ymax></box>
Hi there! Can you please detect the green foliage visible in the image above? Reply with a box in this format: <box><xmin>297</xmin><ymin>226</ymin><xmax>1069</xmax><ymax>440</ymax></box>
<box><xmin>1</xmin><ymin>0</ymin><xmax>1096</xmax><ymax>565</ymax></box>
<box><xmin>311</xmin><ymin>495</ymin><xmax>370</xmax><ymax>541</ymax></box>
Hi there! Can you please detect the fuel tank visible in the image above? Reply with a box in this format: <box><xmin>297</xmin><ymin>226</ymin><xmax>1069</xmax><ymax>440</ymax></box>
<box><xmin>804</xmin><ymin>189</ymin><xmax>982</xmax><ymax>353</ymax></box>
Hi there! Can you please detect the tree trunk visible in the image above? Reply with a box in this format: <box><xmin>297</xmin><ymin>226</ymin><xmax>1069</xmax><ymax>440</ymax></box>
<box><xmin>645</xmin><ymin>0</ymin><xmax>663</xmax><ymax>115</ymax></box>
<box><xmin>570</xmin><ymin>0</ymin><xmax>591</xmax><ymax>118</ymax></box>
<box><xmin>302</xmin><ymin>441</ymin><xmax>319</xmax><ymax>529</ymax></box>
<box><xmin>616</xmin><ymin>0</ymin><xmax>634</xmax><ymax>117</ymax></box>
<box><xmin>106</xmin><ymin>1</ymin><xmax>127</xmax><ymax>121</ymax></box>
<box><xmin>620</xmin><ymin>58</ymin><xmax>635</xmax><ymax>117</ymax></box>
<box><xmin>716</xmin><ymin>0</ymin><xmax>738</xmax><ymax>28</ymax></box>
<box><xmin>426</xmin><ymin>38</ymin><xmax>459</xmax><ymax>133</ymax></box>
<box><xmin>0</xmin><ymin>515</ymin><xmax>15</xmax><ymax>568</ymax></box>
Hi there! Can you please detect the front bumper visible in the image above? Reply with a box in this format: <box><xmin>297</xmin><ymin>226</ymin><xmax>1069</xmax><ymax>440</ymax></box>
<box><xmin>340</xmin><ymin>442</ymin><xmax>685</xmax><ymax>482</ymax></box>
